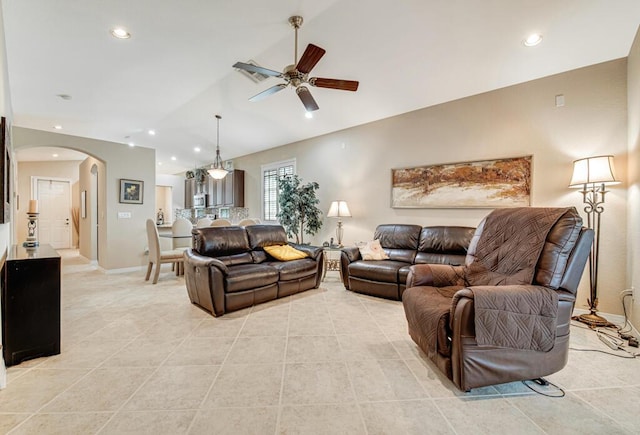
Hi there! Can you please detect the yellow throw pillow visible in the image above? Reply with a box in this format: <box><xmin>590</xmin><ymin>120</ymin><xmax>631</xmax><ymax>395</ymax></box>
<box><xmin>264</xmin><ymin>244</ymin><xmax>308</xmax><ymax>261</ymax></box>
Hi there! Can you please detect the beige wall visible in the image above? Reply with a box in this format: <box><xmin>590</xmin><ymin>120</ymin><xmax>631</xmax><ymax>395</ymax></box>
<box><xmin>235</xmin><ymin>59</ymin><xmax>629</xmax><ymax>316</ymax></box>
<box><xmin>627</xmin><ymin>26</ymin><xmax>640</xmax><ymax>327</ymax></box>
<box><xmin>16</xmin><ymin>160</ymin><xmax>81</xmax><ymax>247</ymax></box>
<box><xmin>13</xmin><ymin>128</ymin><xmax>156</xmax><ymax>270</ymax></box>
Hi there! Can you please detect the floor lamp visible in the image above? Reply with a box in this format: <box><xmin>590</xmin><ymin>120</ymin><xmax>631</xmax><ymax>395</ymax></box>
<box><xmin>569</xmin><ymin>155</ymin><xmax>620</xmax><ymax>327</ymax></box>
<box><xmin>327</xmin><ymin>200</ymin><xmax>351</xmax><ymax>247</ymax></box>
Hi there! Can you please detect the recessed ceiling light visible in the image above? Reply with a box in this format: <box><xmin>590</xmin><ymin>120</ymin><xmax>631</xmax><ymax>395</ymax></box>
<box><xmin>158</xmin><ymin>162</ymin><xmax>163</xmax><ymax>166</ymax></box>
<box><xmin>524</xmin><ymin>33</ymin><xmax>543</xmax><ymax>47</ymax></box>
<box><xmin>110</xmin><ymin>27</ymin><xmax>131</xmax><ymax>39</ymax></box>
<box><xmin>305</xmin><ymin>111</ymin><xmax>313</xmax><ymax>119</ymax></box>
<box><xmin>148</xmin><ymin>129</ymin><xmax>156</xmax><ymax>136</ymax></box>
<box><xmin>194</xmin><ymin>147</ymin><xmax>201</xmax><ymax>153</ymax></box>
<box><xmin>128</xmin><ymin>142</ymin><xmax>135</xmax><ymax>147</ymax></box>
<box><xmin>52</xmin><ymin>153</ymin><xmax>59</xmax><ymax>158</ymax></box>
<box><xmin>54</xmin><ymin>125</ymin><xmax>62</xmax><ymax>130</ymax></box>
<box><xmin>171</xmin><ymin>156</ymin><xmax>177</xmax><ymax>161</ymax></box>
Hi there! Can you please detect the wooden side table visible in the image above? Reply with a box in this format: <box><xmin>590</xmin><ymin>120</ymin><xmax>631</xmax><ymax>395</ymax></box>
<box><xmin>322</xmin><ymin>247</ymin><xmax>342</xmax><ymax>281</ymax></box>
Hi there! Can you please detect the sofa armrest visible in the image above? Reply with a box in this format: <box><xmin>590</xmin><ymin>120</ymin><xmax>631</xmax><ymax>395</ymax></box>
<box><xmin>339</xmin><ymin>247</ymin><xmax>361</xmax><ymax>289</ymax></box>
<box><xmin>184</xmin><ymin>250</ymin><xmax>229</xmax><ymax>274</ymax></box>
<box><xmin>290</xmin><ymin>243</ymin><xmax>323</xmax><ymax>261</ymax></box>
<box><xmin>341</xmin><ymin>246</ymin><xmax>361</xmax><ymax>263</ymax></box>
<box><xmin>407</xmin><ymin>264</ymin><xmax>466</xmax><ymax>287</ymax></box>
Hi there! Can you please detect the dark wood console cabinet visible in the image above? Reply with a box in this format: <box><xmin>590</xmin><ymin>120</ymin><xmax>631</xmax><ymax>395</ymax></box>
<box><xmin>1</xmin><ymin>244</ymin><xmax>61</xmax><ymax>366</ymax></box>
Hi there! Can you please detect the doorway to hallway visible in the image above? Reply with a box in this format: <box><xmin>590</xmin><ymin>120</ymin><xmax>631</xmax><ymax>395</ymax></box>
<box><xmin>33</xmin><ymin>177</ymin><xmax>72</xmax><ymax>249</ymax></box>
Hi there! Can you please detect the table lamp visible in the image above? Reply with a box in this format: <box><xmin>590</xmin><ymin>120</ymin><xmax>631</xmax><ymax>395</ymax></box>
<box><xmin>327</xmin><ymin>200</ymin><xmax>351</xmax><ymax>247</ymax></box>
<box><xmin>569</xmin><ymin>155</ymin><xmax>620</xmax><ymax>327</ymax></box>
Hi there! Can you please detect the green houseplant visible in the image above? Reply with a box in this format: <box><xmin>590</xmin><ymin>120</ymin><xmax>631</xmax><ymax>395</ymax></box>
<box><xmin>277</xmin><ymin>175</ymin><xmax>323</xmax><ymax>244</ymax></box>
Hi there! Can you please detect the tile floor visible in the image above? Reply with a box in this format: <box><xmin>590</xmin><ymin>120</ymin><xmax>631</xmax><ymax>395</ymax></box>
<box><xmin>0</xmin><ymin>250</ymin><xmax>639</xmax><ymax>434</ymax></box>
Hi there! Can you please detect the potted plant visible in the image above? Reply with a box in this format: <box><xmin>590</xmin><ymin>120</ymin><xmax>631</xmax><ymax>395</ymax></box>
<box><xmin>277</xmin><ymin>174</ymin><xmax>323</xmax><ymax>244</ymax></box>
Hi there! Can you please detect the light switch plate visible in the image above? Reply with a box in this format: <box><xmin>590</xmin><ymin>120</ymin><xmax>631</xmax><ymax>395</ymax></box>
<box><xmin>118</xmin><ymin>212</ymin><xmax>132</xmax><ymax>219</ymax></box>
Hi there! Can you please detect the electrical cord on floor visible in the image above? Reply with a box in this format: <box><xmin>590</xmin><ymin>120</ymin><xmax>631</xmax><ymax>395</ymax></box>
<box><xmin>521</xmin><ymin>378</ymin><xmax>565</xmax><ymax>398</ymax></box>
<box><xmin>618</xmin><ymin>293</ymin><xmax>635</xmax><ymax>336</ymax></box>
<box><xmin>568</xmin><ymin>291</ymin><xmax>640</xmax><ymax>357</ymax></box>
<box><xmin>569</xmin><ymin>322</ymin><xmax>639</xmax><ymax>358</ymax></box>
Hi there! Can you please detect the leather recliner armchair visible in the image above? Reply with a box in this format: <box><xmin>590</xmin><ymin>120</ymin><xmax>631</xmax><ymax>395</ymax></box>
<box><xmin>402</xmin><ymin>207</ymin><xmax>593</xmax><ymax>391</ymax></box>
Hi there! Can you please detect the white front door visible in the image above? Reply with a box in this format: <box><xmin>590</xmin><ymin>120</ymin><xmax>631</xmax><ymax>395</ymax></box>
<box><xmin>37</xmin><ymin>179</ymin><xmax>71</xmax><ymax>249</ymax></box>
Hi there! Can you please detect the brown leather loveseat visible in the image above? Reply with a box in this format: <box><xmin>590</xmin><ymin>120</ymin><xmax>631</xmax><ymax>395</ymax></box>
<box><xmin>340</xmin><ymin>224</ymin><xmax>475</xmax><ymax>300</ymax></box>
<box><xmin>184</xmin><ymin>225</ymin><xmax>324</xmax><ymax>317</ymax></box>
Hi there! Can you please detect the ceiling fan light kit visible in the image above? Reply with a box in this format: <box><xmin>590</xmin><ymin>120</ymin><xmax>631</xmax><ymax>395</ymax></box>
<box><xmin>233</xmin><ymin>15</ymin><xmax>359</xmax><ymax>112</ymax></box>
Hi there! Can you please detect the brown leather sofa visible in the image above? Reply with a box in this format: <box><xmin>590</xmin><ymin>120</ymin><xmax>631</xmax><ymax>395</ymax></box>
<box><xmin>184</xmin><ymin>225</ymin><xmax>324</xmax><ymax>317</ymax></box>
<box><xmin>340</xmin><ymin>225</ymin><xmax>475</xmax><ymax>300</ymax></box>
<box><xmin>402</xmin><ymin>207</ymin><xmax>593</xmax><ymax>391</ymax></box>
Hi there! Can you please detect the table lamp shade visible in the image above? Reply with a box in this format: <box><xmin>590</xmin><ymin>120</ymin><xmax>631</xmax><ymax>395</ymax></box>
<box><xmin>569</xmin><ymin>155</ymin><xmax>620</xmax><ymax>187</ymax></box>
<box><xmin>327</xmin><ymin>201</ymin><xmax>351</xmax><ymax>218</ymax></box>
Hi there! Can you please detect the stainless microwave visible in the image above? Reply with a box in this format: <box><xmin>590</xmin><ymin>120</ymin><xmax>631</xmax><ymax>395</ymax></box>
<box><xmin>193</xmin><ymin>193</ymin><xmax>206</xmax><ymax>209</ymax></box>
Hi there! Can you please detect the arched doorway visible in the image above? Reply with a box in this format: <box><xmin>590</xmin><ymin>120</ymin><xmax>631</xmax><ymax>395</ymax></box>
<box><xmin>14</xmin><ymin>146</ymin><xmax>104</xmax><ymax>263</ymax></box>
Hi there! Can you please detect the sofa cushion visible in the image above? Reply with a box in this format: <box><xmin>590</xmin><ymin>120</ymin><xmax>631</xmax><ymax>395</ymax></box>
<box><xmin>399</xmin><ymin>265</ymin><xmax>413</xmax><ymax>284</ymax></box>
<box><xmin>415</xmin><ymin>252</ymin><xmax>467</xmax><ymax>266</ymax></box>
<box><xmin>225</xmin><ymin>264</ymin><xmax>279</xmax><ymax>293</ymax></box>
<box><xmin>349</xmin><ymin>260</ymin><xmax>411</xmax><ymax>283</ymax></box>
<box><xmin>216</xmin><ymin>252</ymin><xmax>255</xmax><ymax>267</ymax></box>
<box><xmin>192</xmin><ymin>226</ymin><xmax>250</xmax><ymax>258</ymax></box>
<box><xmin>267</xmin><ymin>258</ymin><xmax>318</xmax><ymax>281</ymax></box>
<box><xmin>245</xmin><ymin>225</ymin><xmax>288</xmax><ymax>250</ymax></box>
<box><xmin>264</xmin><ymin>244</ymin><xmax>308</xmax><ymax>261</ymax></box>
<box><xmin>374</xmin><ymin>224</ymin><xmax>422</xmax><ymax>250</ymax></box>
<box><xmin>418</xmin><ymin>226</ymin><xmax>474</xmax><ymax>253</ymax></box>
<box><xmin>384</xmin><ymin>248</ymin><xmax>417</xmax><ymax>264</ymax></box>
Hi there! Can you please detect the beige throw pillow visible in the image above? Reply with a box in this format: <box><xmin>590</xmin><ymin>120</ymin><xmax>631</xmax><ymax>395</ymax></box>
<box><xmin>358</xmin><ymin>240</ymin><xmax>389</xmax><ymax>260</ymax></box>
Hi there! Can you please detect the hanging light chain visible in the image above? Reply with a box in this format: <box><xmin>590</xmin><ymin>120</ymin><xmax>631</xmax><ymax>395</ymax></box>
<box><xmin>214</xmin><ymin>114</ymin><xmax>222</xmax><ymax>169</ymax></box>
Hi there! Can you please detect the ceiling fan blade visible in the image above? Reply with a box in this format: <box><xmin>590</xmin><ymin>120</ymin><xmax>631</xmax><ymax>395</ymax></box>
<box><xmin>296</xmin><ymin>44</ymin><xmax>326</xmax><ymax>74</ymax></box>
<box><xmin>233</xmin><ymin>62</ymin><xmax>282</xmax><ymax>78</ymax></box>
<box><xmin>249</xmin><ymin>84</ymin><xmax>287</xmax><ymax>102</ymax></box>
<box><xmin>310</xmin><ymin>77</ymin><xmax>359</xmax><ymax>92</ymax></box>
<box><xmin>296</xmin><ymin>86</ymin><xmax>319</xmax><ymax>111</ymax></box>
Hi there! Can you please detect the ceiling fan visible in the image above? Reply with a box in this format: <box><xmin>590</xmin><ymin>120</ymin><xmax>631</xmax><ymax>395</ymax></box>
<box><xmin>233</xmin><ymin>16</ymin><xmax>359</xmax><ymax>112</ymax></box>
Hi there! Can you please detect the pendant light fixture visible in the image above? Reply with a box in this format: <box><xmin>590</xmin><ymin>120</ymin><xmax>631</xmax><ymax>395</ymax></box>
<box><xmin>208</xmin><ymin>114</ymin><xmax>228</xmax><ymax>179</ymax></box>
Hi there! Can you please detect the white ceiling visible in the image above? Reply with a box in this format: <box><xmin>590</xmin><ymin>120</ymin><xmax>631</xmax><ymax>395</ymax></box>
<box><xmin>4</xmin><ymin>0</ymin><xmax>640</xmax><ymax>175</ymax></box>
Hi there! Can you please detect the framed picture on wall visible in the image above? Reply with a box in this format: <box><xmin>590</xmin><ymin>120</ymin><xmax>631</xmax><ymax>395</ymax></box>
<box><xmin>0</xmin><ymin>117</ymin><xmax>10</xmax><ymax>223</ymax></box>
<box><xmin>119</xmin><ymin>179</ymin><xmax>144</xmax><ymax>204</ymax></box>
<box><xmin>391</xmin><ymin>155</ymin><xmax>532</xmax><ymax>208</ymax></box>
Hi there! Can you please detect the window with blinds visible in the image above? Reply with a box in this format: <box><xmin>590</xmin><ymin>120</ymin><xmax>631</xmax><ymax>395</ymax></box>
<box><xmin>261</xmin><ymin>159</ymin><xmax>296</xmax><ymax>221</ymax></box>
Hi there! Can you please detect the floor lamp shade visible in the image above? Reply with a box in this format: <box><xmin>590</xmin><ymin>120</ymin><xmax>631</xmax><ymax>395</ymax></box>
<box><xmin>569</xmin><ymin>155</ymin><xmax>620</xmax><ymax>187</ymax></box>
<box><xmin>327</xmin><ymin>201</ymin><xmax>351</xmax><ymax>246</ymax></box>
<box><xmin>569</xmin><ymin>155</ymin><xmax>620</xmax><ymax>327</ymax></box>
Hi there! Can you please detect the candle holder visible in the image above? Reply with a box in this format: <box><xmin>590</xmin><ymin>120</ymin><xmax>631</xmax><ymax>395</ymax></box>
<box><xmin>23</xmin><ymin>212</ymin><xmax>40</xmax><ymax>248</ymax></box>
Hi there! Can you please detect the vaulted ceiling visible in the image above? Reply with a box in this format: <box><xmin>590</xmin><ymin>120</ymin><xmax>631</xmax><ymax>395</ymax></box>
<box><xmin>4</xmin><ymin>0</ymin><xmax>640</xmax><ymax>174</ymax></box>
